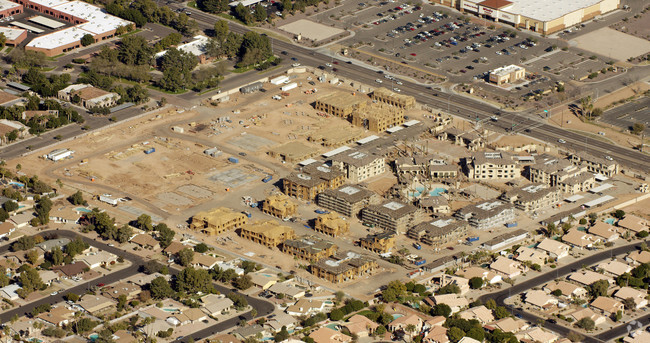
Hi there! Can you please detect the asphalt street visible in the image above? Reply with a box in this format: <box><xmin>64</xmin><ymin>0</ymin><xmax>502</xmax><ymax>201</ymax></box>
<box><xmin>599</xmin><ymin>97</ymin><xmax>650</xmax><ymax>135</ymax></box>
<box><xmin>0</xmin><ymin>230</ymin><xmax>274</xmax><ymax>341</ymax></box>
<box><xmin>479</xmin><ymin>240</ymin><xmax>650</xmax><ymax>343</ymax></box>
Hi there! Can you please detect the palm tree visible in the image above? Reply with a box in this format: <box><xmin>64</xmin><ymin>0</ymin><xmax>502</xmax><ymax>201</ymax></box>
<box><xmin>579</xmin><ymin>96</ymin><xmax>594</xmax><ymax>119</ymax></box>
<box><xmin>405</xmin><ymin>324</ymin><xmax>417</xmax><ymax>338</ymax></box>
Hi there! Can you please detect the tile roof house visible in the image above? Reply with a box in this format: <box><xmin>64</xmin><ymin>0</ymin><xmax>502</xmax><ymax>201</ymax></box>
<box><xmin>0</xmin><ymin>221</ymin><xmax>16</xmax><ymax>239</ymax></box>
<box><xmin>285</xmin><ymin>299</ymin><xmax>326</xmax><ymax>316</ymax></box>
<box><xmin>524</xmin><ymin>290</ymin><xmax>558</xmax><ymax>310</ymax></box>
<box><xmin>53</xmin><ymin>261</ymin><xmax>89</xmax><ymax>278</ymax></box>
<box><xmin>489</xmin><ymin>317</ymin><xmax>529</xmax><ymax>333</ymax></box>
<box><xmin>342</xmin><ymin>314</ymin><xmax>379</xmax><ymax>337</ymax></box>
<box><xmin>562</xmin><ymin>229</ymin><xmax>600</xmax><ymax>249</ymax></box>
<box><xmin>597</xmin><ymin>260</ymin><xmax>633</xmax><ymax>277</ymax></box>
<box><xmin>458</xmin><ymin>338</ymin><xmax>482</xmax><ymax>343</ymax></box>
<box><xmin>542</xmin><ymin>281</ymin><xmax>588</xmax><ymax>299</ymax></box>
<box><xmin>568</xmin><ymin>270</ymin><xmax>613</xmax><ymax>286</ymax></box>
<box><xmin>626</xmin><ymin>250</ymin><xmax>650</xmax><ymax>265</ymax></box>
<box><xmin>456</xmin><ymin>266</ymin><xmax>502</xmax><ymax>284</ymax></box>
<box><xmin>589</xmin><ymin>222</ymin><xmax>621</xmax><ymax>242</ymax></box>
<box><xmin>101</xmin><ymin>282</ymin><xmax>142</xmax><ymax>300</ymax></box>
<box><xmin>200</xmin><ymin>294</ymin><xmax>234</xmax><ymax>316</ymax></box>
<box><xmin>590</xmin><ymin>296</ymin><xmax>624</xmax><ymax>315</ymax></box>
<box><xmin>0</xmin><ymin>284</ymin><xmax>21</xmax><ymax>300</ymax></box>
<box><xmin>490</xmin><ymin>256</ymin><xmax>527</xmax><ymax>278</ymax></box>
<box><xmin>624</xmin><ymin>330</ymin><xmax>650</xmax><ymax>343</ymax></box>
<box><xmin>36</xmin><ymin>306</ymin><xmax>74</xmax><ymax>326</ymax></box>
<box><xmin>268</xmin><ymin>281</ymin><xmax>306</xmax><ymax>299</ymax></box>
<box><xmin>618</xmin><ymin>215</ymin><xmax>648</xmax><ymax>233</ymax></box>
<box><xmin>388</xmin><ymin>313</ymin><xmax>424</xmax><ymax>333</ymax></box>
<box><xmin>78</xmin><ymin>294</ymin><xmax>116</xmax><ymax>316</ymax></box>
<box><xmin>163</xmin><ymin>241</ymin><xmax>189</xmax><ymax>256</ymax></box>
<box><xmin>439</xmin><ymin>274</ymin><xmax>470</xmax><ymax>295</ymax></box>
<box><xmin>568</xmin><ymin>307</ymin><xmax>606</xmax><ymax>326</ymax></box>
<box><xmin>515</xmin><ymin>246</ymin><xmax>547</xmax><ymax>265</ymax></box>
<box><xmin>422</xmin><ymin>326</ymin><xmax>448</xmax><ymax>343</ymax></box>
<box><xmin>458</xmin><ymin>305</ymin><xmax>495</xmax><ymax>324</ymax></box>
<box><xmin>614</xmin><ymin>287</ymin><xmax>648</xmax><ymax>309</ymax></box>
<box><xmin>431</xmin><ymin>294</ymin><xmax>469</xmax><ymax>313</ymax></box>
<box><xmin>130</xmin><ymin>234</ymin><xmax>160</xmax><ymax>249</ymax></box>
<box><xmin>265</xmin><ymin>312</ymin><xmax>299</xmax><ymax>333</ymax></box>
<box><xmin>39</xmin><ymin>270</ymin><xmax>60</xmax><ymax>286</ymax></box>
<box><xmin>309</xmin><ymin>327</ymin><xmax>352</xmax><ymax>343</ymax></box>
<box><xmin>515</xmin><ymin>327</ymin><xmax>559</xmax><ymax>343</ymax></box>
<box><xmin>536</xmin><ymin>238</ymin><xmax>570</xmax><ymax>259</ymax></box>
<box><xmin>192</xmin><ymin>254</ymin><xmax>220</xmax><ymax>270</ymax></box>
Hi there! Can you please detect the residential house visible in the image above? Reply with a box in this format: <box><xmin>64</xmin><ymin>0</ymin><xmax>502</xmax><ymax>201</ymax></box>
<box><xmin>613</xmin><ymin>287</ymin><xmax>648</xmax><ymax>309</ymax></box>
<box><xmin>458</xmin><ymin>305</ymin><xmax>495</xmax><ymax>324</ymax></box>
<box><xmin>311</xmin><ymin>250</ymin><xmax>377</xmax><ymax>283</ymax></box>
<box><xmin>590</xmin><ymin>296</ymin><xmax>624</xmax><ymax>316</ymax></box>
<box><xmin>261</xmin><ymin>194</ymin><xmax>298</xmax><ymax>219</ymax></box>
<box><xmin>168</xmin><ymin>308</ymin><xmax>207</xmax><ymax>326</ymax></box>
<box><xmin>314</xmin><ymin>212</ymin><xmax>350</xmax><ymax>237</ymax></box>
<box><xmin>524</xmin><ymin>290</ymin><xmax>558</xmax><ymax>310</ymax></box>
<box><xmin>490</xmin><ymin>257</ymin><xmax>527</xmax><ymax>278</ymax></box>
<box><xmin>562</xmin><ymin>229</ymin><xmax>600</xmax><ymax>249</ymax></box>
<box><xmin>112</xmin><ymin>330</ymin><xmax>138</xmax><ymax>343</ymax></box>
<box><xmin>536</xmin><ymin>238</ymin><xmax>570</xmax><ymax>259</ymax></box>
<box><xmin>456</xmin><ymin>266</ymin><xmax>502</xmax><ymax>284</ymax></box>
<box><xmin>455</xmin><ymin>200</ymin><xmax>516</xmax><ymax>230</ymax></box>
<box><xmin>0</xmin><ymin>221</ymin><xmax>15</xmax><ymax>239</ymax></box>
<box><xmin>192</xmin><ymin>254</ymin><xmax>220</xmax><ymax>270</ymax></box>
<box><xmin>597</xmin><ymin>260</ymin><xmax>632</xmax><ymax>277</ymax></box>
<box><xmin>200</xmin><ymin>294</ymin><xmax>234</xmax><ymax>316</ymax></box>
<box><xmin>38</xmin><ymin>270</ymin><xmax>60</xmax><ymax>286</ymax></box>
<box><xmin>480</xmin><ymin>229</ymin><xmax>529</xmax><ymax>251</ymax></box>
<box><xmin>265</xmin><ymin>312</ymin><xmax>299</xmax><ymax>333</ymax></box>
<box><xmin>515</xmin><ymin>327</ymin><xmax>559</xmax><ymax>343</ymax></box>
<box><xmin>231</xmin><ymin>324</ymin><xmax>268</xmax><ymax>341</ymax></box>
<box><xmin>359</xmin><ymin>231</ymin><xmax>396</xmax><ymax>253</ymax></box>
<box><xmin>36</xmin><ymin>306</ymin><xmax>74</xmax><ymax>326</ymax></box>
<box><xmin>439</xmin><ymin>274</ymin><xmax>470</xmax><ymax>295</ymax></box>
<box><xmin>130</xmin><ymin>234</ymin><xmax>160</xmax><ymax>250</ymax></box>
<box><xmin>190</xmin><ymin>207</ymin><xmax>247</xmax><ymax>236</ymax></box>
<box><xmin>249</xmin><ymin>272</ymin><xmax>278</xmax><ymax>290</ymax></box>
<box><xmin>431</xmin><ymin>294</ymin><xmax>469</xmax><ymax>313</ymax></box>
<box><xmin>624</xmin><ymin>331</ymin><xmax>650</xmax><ymax>343</ymax></box>
<box><xmin>568</xmin><ymin>270</ymin><xmax>614</xmax><ymax>286</ymax></box>
<box><xmin>342</xmin><ymin>314</ymin><xmax>379</xmax><ymax>337</ymax></box>
<box><xmin>626</xmin><ymin>250</ymin><xmax>650</xmax><ymax>265</ymax></box>
<box><xmin>423</xmin><ymin>326</ymin><xmax>448</xmax><ymax>343</ymax></box>
<box><xmin>542</xmin><ymin>281</ymin><xmax>587</xmax><ymax>299</ymax></box>
<box><xmin>163</xmin><ymin>241</ymin><xmax>189</xmax><ymax>256</ymax></box>
<box><xmin>78</xmin><ymin>294</ymin><xmax>117</xmax><ymax>316</ymax></box>
<box><xmin>589</xmin><ymin>222</ymin><xmax>620</xmax><ymax>242</ymax></box>
<box><xmin>489</xmin><ymin>317</ymin><xmax>529</xmax><ymax>333</ymax></box>
<box><xmin>515</xmin><ymin>246</ymin><xmax>546</xmax><ymax>265</ymax></box>
<box><xmin>388</xmin><ymin>313</ymin><xmax>424</xmax><ymax>333</ymax></box>
<box><xmin>102</xmin><ymin>282</ymin><xmax>141</xmax><ymax>301</ymax></box>
<box><xmin>618</xmin><ymin>215</ymin><xmax>649</xmax><ymax>234</ymax></box>
<box><xmin>210</xmin><ymin>334</ymin><xmax>241</xmax><ymax>343</ymax></box>
<box><xmin>285</xmin><ymin>299</ymin><xmax>326</xmax><ymax>317</ymax></box>
<box><xmin>0</xmin><ymin>284</ymin><xmax>21</xmax><ymax>300</ymax></box>
<box><xmin>53</xmin><ymin>261</ymin><xmax>89</xmax><ymax>278</ymax></box>
<box><xmin>78</xmin><ymin>251</ymin><xmax>116</xmax><ymax>269</ymax></box>
<box><xmin>458</xmin><ymin>338</ymin><xmax>481</xmax><ymax>343</ymax></box>
<box><xmin>309</xmin><ymin>327</ymin><xmax>352</xmax><ymax>343</ymax></box>
<box><xmin>10</xmin><ymin>212</ymin><xmax>34</xmax><ymax>228</ymax></box>
<box><xmin>268</xmin><ymin>281</ymin><xmax>306</xmax><ymax>300</ymax></box>
<box><xmin>568</xmin><ymin>307</ymin><xmax>606</xmax><ymax>326</ymax></box>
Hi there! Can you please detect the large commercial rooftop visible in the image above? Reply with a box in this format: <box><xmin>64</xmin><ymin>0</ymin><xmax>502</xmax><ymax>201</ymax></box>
<box><xmin>471</xmin><ymin>0</ymin><xmax>611</xmax><ymax>22</ymax></box>
<box><xmin>0</xmin><ymin>0</ymin><xmax>20</xmax><ymax>11</ymax></box>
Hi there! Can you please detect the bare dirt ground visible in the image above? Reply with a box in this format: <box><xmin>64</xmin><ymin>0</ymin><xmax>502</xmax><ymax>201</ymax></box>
<box><xmin>611</xmin><ymin>7</ymin><xmax>650</xmax><ymax>41</ymax></box>
<box><xmin>279</xmin><ymin>19</ymin><xmax>345</xmax><ymax>41</ymax></box>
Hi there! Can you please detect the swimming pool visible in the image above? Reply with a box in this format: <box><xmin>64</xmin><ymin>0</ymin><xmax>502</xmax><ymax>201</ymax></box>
<box><xmin>75</xmin><ymin>207</ymin><xmax>92</xmax><ymax>213</ymax></box>
<box><xmin>89</xmin><ymin>334</ymin><xmax>98</xmax><ymax>342</ymax></box>
<box><xmin>392</xmin><ymin>314</ymin><xmax>403</xmax><ymax>319</ymax></box>
<box><xmin>163</xmin><ymin>308</ymin><xmax>180</xmax><ymax>312</ymax></box>
<box><xmin>430</xmin><ymin>187</ymin><xmax>447</xmax><ymax>196</ymax></box>
<box><xmin>9</xmin><ymin>182</ymin><xmax>24</xmax><ymax>187</ymax></box>
<box><xmin>604</xmin><ymin>218</ymin><xmax>615</xmax><ymax>225</ymax></box>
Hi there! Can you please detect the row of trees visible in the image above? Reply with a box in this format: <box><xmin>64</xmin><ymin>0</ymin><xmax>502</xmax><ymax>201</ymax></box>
<box><xmin>104</xmin><ymin>0</ymin><xmax>198</xmax><ymax>35</ymax></box>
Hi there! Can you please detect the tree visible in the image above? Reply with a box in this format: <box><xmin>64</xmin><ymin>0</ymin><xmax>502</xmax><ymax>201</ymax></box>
<box><xmin>35</xmin><ymin>196</ymin><xmax>52</xmax><ymax>225</ymax></box>
<box><xmin>117</xmin><ymin>294</ymin><xmax>128</xmax><ymax>311</ymax></box>
<box><xmin>65</xmin><ymin>237</ymin><xmax>89</xmax><ymax>258</ymax></box>
<box><xmin>136</xmin><ymin>214</ymin><xmax>153</xmax><ymax>231</ymax></box>
<box><xmin>0</xmin><ymin>32</ymin><xmax>5</xmax><ymax>49</ymax></box>
<box><xmin>546</xmin><ymin>223</ymin><xmax>559</xmax><ymax>237</ymax></box>
<box><xmin>175</xmin><ymin>267</ymin><xmax>212</xmax><ymax>293</ymax></box>
<box><xmin>469</xmin><ymin>277</ymin><xmax>484</xmax><ymax>289</ymax></box>
<box><xmin>622</xmin><ymin>297</ymin><xmax>636</xmax><ymax>310</ymax></box>
<box><xmin>194</xmin><ymin>243</ymin><xmax>208</xmax><ymax>253</ymax></box>
<box><xmin>177</xmin><ymin>248</ymin><xmax>195</xmax><ymax>267</ymax></box>
<box><xmin>632</xmin><ymin>123</ymin><xmax>645</xmax><ymax>135</ymax></box>
<box><xmin>467</xmin><ymin>327</ymin><xmax>485</xmax><ymax>341</ymax></box>
<box><xmin>493</xmin><ymin>306</ymin><xmax>510</xmax><ymax>319</ymax></box>
<box><xmin>334</xmin><ymin>290</ymin><xmax>345</xmax><ymax>304</ymax></box>
<box><xmin>432</xmin><ymin>303</ymin><xmax>452</xmax><ymax>318</ymax></box>
<box><xmin>551</xmin><ymin>289</ymin><xmax>562</xmax><ymax>297</ymax></box>
<box><xmin>448</xmin><ymin>327</ymin><xmax>465</xmax><ymax>342</ymax></box>
<box><xmin>438</xmin><ymin>283</ymin><xmax>460</xmax><ymax>294</ymax></box>
<box><xmin>25</xmin><ymin>249</ymin><xmax>39</xmax><ymax>265</ymax></box>
<box><xmin>234</xmin><ymin>3</ymin><xmax>254</xmax><ymax>25</ymax></box>
<box><xmin>485</xmin><ymin>299</ymin><xmax>497</xmax><ymax>310</ymax></box>
<box><xmin>19</xmin><ymin>266</ymin><xmax>44</xmax><ymax>294</ymax></box>
<box><xmin>253</xmin><ymin>3</ymin><xmax>267</xmax><ymax>21</ymax></box>
<box><xmin>575</xmin><ymin>317</ymin><xmax>595</xmax><ymax>330</ymax></box>
<box><xmin>213</xmin><ymin>20</ymin><xmax>229</xmax><ymax>39</ymax></box>
<box><xmin>155</xmin><ymin>223</ymin><xmax>175</xmax><ymax>249</ymax></box>
<box><xmin>227</xmin><ymin>291</ymin><xmax>248</xmax><ymax>309</ymax></box>
<box><xmin>579</xmin><ymin>96</ymin><xmax>594</xmax><ymax>119</ymax></box>
<box><xmin>2</xmin><ymin>200</ymin><xmax>18</xmax><ymax>212</ymax></box>
<box><xmin>116</xmin><ymin>224</ymin><xmax>133</xmax><ymax>244</ymax></box>
<box><xmin>12</xmin><ymin>235</ymin><xmax>35</xmax><ymax>251</ymax></box>
<box><xmin>588</xmin><ymin>279</ymin><xmax>609</xmax><ymax>299</ymax></box>
<box><xmin>95</xmin><ymin>329</ymin><xmax>116</xmax><ymax>343</ymax></box>
<box><xmin>81</xmin><ymin>34</ymin><xmax>95</xmax><ymax>47</ymax></box>
<box><xmin>238</xmin><ymin>31</ymin><xmax>271</xmax><ymax>66</ymax></box>
<box><xmin>637</xmin><ymin>231</ymin><xmax>649</xmax><ymax>238</ymax></box>
<box><xmin>118</xmin><ymin>35</ymin><xmax>154</xmax><ymax>66</ymax></box>
<box><xmin>0</xmin><ymin>273</ymin><xmax>9</xmax><ymax>287</ymax></box>
<box><xmin>329</xmin><ymin>308</ymin><xmax>344</xmax><ymax>321</ymax></box>
<box><xmin>234</xmin><ymin>274</ymin><xmax>253</xmax><ymax>290</ymax></box>
<box><xmin>74</xmin><ymin>318</ymin><xmax>98</xmax><ymax>333</ymax></box>
<box><xmin>65</xmin><ymin>293</ymin><xmax>80</xmax><ymax>302</ymax></box>
<box><xmin>68</xmin><ymin>191</ymin><xmax>87</xmax><ymax>205</ymax></box>
<box><xmin>274</xmin><ymin>326</ymin><xmax>289</xmax><ymax>342</ymax></box>
<box><xmin>612</xmin><ymin>210</ymin><xmax>626</xmax><ymax>219</ymax></box>
<box><xmin>150</xmin><ymin>276</ymin><xmax>174</xmax><ymax>299</ymax></box>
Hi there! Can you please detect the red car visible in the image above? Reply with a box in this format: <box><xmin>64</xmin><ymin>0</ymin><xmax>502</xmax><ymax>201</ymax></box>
<box><xmin>97</xmin><ymin>283</ymin><xmax>105</xmax><ymax>287</ymax></box>
<box><xmin>410</xmin><ymin>53</ymin><xmax>417</xmax><ymax>56</ymax></box>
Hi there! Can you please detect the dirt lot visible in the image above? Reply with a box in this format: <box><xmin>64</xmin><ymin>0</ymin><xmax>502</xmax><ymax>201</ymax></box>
<box><xmin>611</xmin><ymin>6</ymin><xmax>650</xmax><ymax>41</ymax></box>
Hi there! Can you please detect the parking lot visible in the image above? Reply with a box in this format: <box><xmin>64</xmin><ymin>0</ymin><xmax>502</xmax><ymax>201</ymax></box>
<box><xmin>308</xmin><ymin>1</ymin><xmax>619</xmax><ymax>102</ymax></box>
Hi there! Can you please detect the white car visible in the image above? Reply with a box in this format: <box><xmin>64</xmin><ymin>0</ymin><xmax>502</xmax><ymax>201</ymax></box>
<box><xmin>393</xmin><ymin>88</ymin><xmax>401</xmax><ymax>92</ymax></box>
<box><xmin>291</xmin><ymin>63</ymin><xmax>301</xmax><ymax>67</ymax></box>
<box><xmin>605</xmin><ymin>156</ymin><xmax>613</xmax><ymax>161</ymax></box>
<box><xmin>50</xmin><ymin>291</ymin><xmax>58</xmax><ymax>296</ymax></box>
<box><xmin>325</xmin><ymin>63</ymin><xmax>332</xmax><ymax>67</ymax></box>
<box><xmin>558</xmin><ymin>139</ymin><xmax>566</xmax><ymax>144</ymax></box>
<box><xmin>375</xmin><ymin>79</ymin><xmax>383</xmax><ymax>83</ymax></box>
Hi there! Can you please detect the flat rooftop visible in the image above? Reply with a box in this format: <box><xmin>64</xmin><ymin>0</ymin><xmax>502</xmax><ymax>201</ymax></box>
<box><xmin>471</xmin><ymin>0</ymin><xmax>610</xmax><ymax>22</ymax></box>
<box><xmin>0</xmin><ymin>0</ymin><xmax>21</xmax><ymax>11</ymax></box>
<box><xmin>0</xmin><ymin>26</ymin><xmax>25</xmax><ymax>41</ymax></box>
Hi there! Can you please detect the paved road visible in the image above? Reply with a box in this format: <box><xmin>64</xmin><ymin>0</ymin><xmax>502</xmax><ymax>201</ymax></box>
<box><xmin>479</xmin><ymin>240</ymin><xmax>650</xmax><ymax>343</ymax></box>
<box><xmin>169</xmin><ymin>5</ymin><xmax>650</xmax><ymax>173</ymax></box>
<box><xmin>0</xmin><ymin>229</ymin><xmax>274</xmax><ymax>341</ymax></box>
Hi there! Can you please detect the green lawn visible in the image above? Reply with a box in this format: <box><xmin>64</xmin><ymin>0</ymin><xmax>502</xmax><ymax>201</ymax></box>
<box><xmin>187</xmin><ymin>1</ymin><xmax>197</xmax><ymax>8</ymax></box>
<box><xmin>119</xmin><ymin>29</ymin><xmax>142</xmax><ymax>38</ymax></box>
<box><xmin>147</xmin><ymin>85</ymin><xmax>188</xmax><ymax>94</ymax></box>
